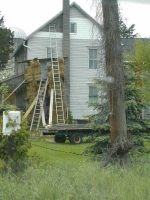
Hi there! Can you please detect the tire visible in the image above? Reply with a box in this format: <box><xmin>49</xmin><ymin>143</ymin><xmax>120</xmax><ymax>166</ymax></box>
<box><xmin>70</xmin><ymin>133</ymin><xmax>82</xmax><ymax>144</ymax></box>
<box><xmin>54</xmin><ymin>136</ymin><xmax>66</xmax><ymax>143</ymax></box>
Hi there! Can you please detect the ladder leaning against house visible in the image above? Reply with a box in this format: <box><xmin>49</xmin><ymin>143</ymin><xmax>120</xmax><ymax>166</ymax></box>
<box><xmin>49</xmin><ymin>25</ymin><xmax>65</xmax><ymax>124</ymax></box>
<box><xmin>30</xmin><ymin>77</ymin><xmax>48</xmax><ymax>131</ymax></box>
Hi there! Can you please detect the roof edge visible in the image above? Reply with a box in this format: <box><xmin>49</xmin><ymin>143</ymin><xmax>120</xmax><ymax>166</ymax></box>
<box><xmin>11</xmin><ymin>1</ymin><xmax>102</xmax><ymax>59</ymax></box>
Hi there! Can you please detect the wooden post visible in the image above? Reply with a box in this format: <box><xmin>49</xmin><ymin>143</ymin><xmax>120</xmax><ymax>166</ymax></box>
<box><xmin>49</xmin><ymin>89</ymin><xmax>54</xmax><ymax>126</ymax></box>
<box><xmin>40</xmin><ymin>101</ymin><xmax>46</xmax><ymax>127</ymax></box>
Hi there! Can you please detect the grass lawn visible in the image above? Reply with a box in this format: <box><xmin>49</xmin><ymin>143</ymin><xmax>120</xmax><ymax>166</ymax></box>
<box><xmin>1</xmin><ymin>136</ymin><xmax>150</xmax><ymax>200</ymax></box>
<box><xmin>29</xmin><ymin>136</ymin><xmax>94</xmax><ymax>166</ymax></box>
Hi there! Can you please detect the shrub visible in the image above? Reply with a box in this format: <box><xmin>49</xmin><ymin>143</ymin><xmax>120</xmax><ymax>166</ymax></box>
<box><xmin>0</xmin><ymin>111</ymin><xmax>31</xmax><ymax>172</ymax></box>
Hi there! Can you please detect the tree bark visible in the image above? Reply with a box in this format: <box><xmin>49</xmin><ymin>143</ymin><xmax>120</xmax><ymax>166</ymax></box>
<box><xmin>102</xmin><ymin>0</ymin><xmax>127</xmax><ymax>144</ymax></box>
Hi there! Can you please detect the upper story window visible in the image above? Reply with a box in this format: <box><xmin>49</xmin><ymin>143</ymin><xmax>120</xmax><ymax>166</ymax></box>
<box><xmin>89</xmin><ymin>49</ymin><xmax>97</xmax><ymax>69</ymax></box>
<box><xmin>70</xmin><ymin>23</ymin><xmax>77</xmax><ymax>33</ymax></box>
<box><xmin>89</xmin><ymin>86</ymin><xmax>98</xmax><ymax>103</ymax></box>
<box><xmin>49</xmin><ymin>24</ymin><xmax>56</xmax><ymax>32</ymax></box>
<box><xmin>46</xmin><ymin>47</ymin><xmax>57</xmax><ymax>58</ymax></box>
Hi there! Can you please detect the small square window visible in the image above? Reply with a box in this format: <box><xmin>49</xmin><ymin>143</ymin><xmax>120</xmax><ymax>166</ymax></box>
<box><xmin>70</xmin><ymin>23</ymin><xmax>77</xmax><ymax>33</ymax></box>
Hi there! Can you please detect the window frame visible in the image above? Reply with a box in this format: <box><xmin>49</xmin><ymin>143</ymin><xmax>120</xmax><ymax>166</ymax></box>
<box><xmin>89</xmin><ymin>49</ymin><xmax>98</xmax><ymax>69</ymax></box>
<box><xmin>89</xmin><ymin>85</ymin><xmax>98</xmax><ymax>103</ymax></box>
<box><xmin>46</xmin><ymin>47</ymin><xmax>57</xmax><ymax>59</ymax></box>
<box><xmin>70</xmin><ymin>23</ymin><xmax>77</xmax><ymax>34</ymax></box>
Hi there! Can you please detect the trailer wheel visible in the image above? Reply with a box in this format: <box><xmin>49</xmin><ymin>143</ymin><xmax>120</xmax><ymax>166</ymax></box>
<box><xmin>54</xmin><ymin>136</ymin><xmax>66</xmax><ymax>143</ymax></box>
<box><xmin>70</xmin><ymin>133</ymin><xmax>82</xmax><ymax>144</ymax></box>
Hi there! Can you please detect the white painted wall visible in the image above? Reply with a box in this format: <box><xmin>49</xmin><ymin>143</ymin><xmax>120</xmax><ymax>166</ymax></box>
<box><xmin>26</xmin><ymin>6</ymin><xmax>102</xmax><ymax>120</ymax></box>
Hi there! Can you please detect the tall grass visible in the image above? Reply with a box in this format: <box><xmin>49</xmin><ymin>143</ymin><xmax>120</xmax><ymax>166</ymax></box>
<box><xmin>0</xmin><ymin>159</ymin><xmax>150</xmax><ymax>200</ymax></box>
<box><xmin>1</xmin><ymin>138</ymin><xmax>150</xmax><ymax>200</ymax></box>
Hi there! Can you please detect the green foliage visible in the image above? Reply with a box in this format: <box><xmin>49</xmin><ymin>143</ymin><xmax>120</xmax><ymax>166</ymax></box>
<box><xmin>1</xmin><ymin>142</ymin><xmax>150</xmax><ymax>199</ymax></box>
<box><xmin>127</xmin><ymin>39</ymin><xmax>150</xmax><ymax>101</ymax></box>
<box><xmin>84</xmin><ymin>134</ymin><xmax>110</xmax><ymax>155</ymax></box>
<box><xmin>0</xmin><ymin>111</ymin><xmax>31</xmax><ymax>172</ymax></box>
<box><xmin>119</xmin><ymin>20</ymin><xmax>138</xmax><ymax>38</ymax></box>
<box><xmin>119</xmin><ymin>11</ymin><xmax>138</xmax><ymax>38</ymax></box>
<box><xmin>65</xmin><ymin>110</ymin><xmax>73</xmax><ymax>124</ymax></box>
<box><xmin>88</xmin><ymin>63</ymin><xmax>150</xmax><ymax>134</ymax></box>
<box><xmin>0</xmin><ymin>83</ymin><xmax>9</xmax><ymax>95</ymax></box>
<box><xmin>86</xmin><ymin>61</ymin><xmax>150</xmax><ymax>155</ymax></box>
<box><xmin>0</xmin><ymin>84</ymin><xmax>16</xmax><ymax>115</ymax></box>
<box><xmin>0</xmin><ymin>13</ymin><xmax>14</xmax><ymax>70</ymax></box>
<box><xmin>124</xmin><ymin>63</ymin><xmax>150</xmax><ymax>134</ymax></box>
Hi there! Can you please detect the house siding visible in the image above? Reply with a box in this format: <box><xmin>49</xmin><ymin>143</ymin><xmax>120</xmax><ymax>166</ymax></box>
<box><xmin>15</xmin><ymin>46</ymin><xmax>27</xmax><ymax>75</ymax></box>
<box><xmin>40</xmin><ymin>14</ymin><xmax>63</xmax><ymax>33</ymax></box>
<box><xmin>27</xmin><ymin>37</ymin><xmax>63</xmax><ymax>78</ymax></box>
<box><xmin>70</xmin><ymin>39</ymin><xmax>99</xmax><ymax>119</ymax></box>
<box><xmin>25</xmin><ymin>5</ymin><xmax>101</xmax><ymax>120</ymax></box>
<box><xmin>27</xmin><ymin>37</ymin><xmax>63</xmax><ymax>59</ymax></box>
<box><xmin>10</xmin><ymin>4</ymin><xmax>102</xmax><ymax>120</ymax></box>
<box><xmin>69</xmin><ymin>6</ymin><xmax>101</xmax><ymax>119</ymax></box>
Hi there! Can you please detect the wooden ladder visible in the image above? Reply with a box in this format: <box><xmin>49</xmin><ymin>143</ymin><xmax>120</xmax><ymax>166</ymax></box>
<box><xmin>49</xmin><ymin>25</ymin><xmax>65</xmax><ymax>124</ymax></box>
<box><xmin>30</xmin><ymin>77</ymin><xmax>48</xmax><ymax>131</ymax></box>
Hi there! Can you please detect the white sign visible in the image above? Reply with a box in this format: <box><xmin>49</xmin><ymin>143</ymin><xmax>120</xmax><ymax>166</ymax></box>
<box><xmin>3</xmin><ymin>111</ymin><xmax>21</xmax><ymax>135</ymax></box>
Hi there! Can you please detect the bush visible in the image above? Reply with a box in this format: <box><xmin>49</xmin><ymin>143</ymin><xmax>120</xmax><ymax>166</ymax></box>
<box><xmin>0</xmin><ymin>111</ymin><xmax>31</xmax><ymax>172</ymax></box>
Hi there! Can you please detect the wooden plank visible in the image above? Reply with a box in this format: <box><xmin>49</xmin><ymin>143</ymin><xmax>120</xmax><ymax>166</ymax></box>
<box><xmin>40</xmin><ymin>103</ymin><xmax>46</xmax><ymax>127</ymax></box>
<box><xmin>49</xmin><ymin>89</ymin><xmax>54</xmax><ymax>126</ymax></box>
<box><xmin>23</xmin><ymin>97</ymin><xmax>37</xmax><ymax>118</ymax></box>
<box><xmin>3</xmin><ymin>79</ymin><xmax>26</xmax><ymax>103</ymax></box>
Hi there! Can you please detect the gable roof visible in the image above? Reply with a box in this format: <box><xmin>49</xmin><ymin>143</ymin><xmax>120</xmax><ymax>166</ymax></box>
<box><xmin>11</xmin><ymin>2</ymin><xmax>102</xmax><ymax>59</ymax></box>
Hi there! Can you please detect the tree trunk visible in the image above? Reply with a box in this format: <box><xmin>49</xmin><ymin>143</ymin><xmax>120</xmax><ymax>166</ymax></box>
<box><xmin>102</xmin><ymin>0</ymin><xmax>128</xmax><ymax>165</ymax></box>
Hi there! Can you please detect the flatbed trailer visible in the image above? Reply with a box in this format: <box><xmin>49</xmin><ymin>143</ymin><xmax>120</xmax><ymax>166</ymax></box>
<box><xmin>40</xmin><ymin>124</ymin><xmax>95</xmax><ymax>144</ymax></box>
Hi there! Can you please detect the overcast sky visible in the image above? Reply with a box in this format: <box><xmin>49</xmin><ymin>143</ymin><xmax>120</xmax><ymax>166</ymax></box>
<box><xmin>1</xmin><ymin>0</ymin><xmax>150</xmax><ymax>38</ymax></box>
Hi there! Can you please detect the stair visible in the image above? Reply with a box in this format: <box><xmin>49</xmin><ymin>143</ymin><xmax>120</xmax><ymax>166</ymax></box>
<box><xmin>30</xmin><ymin>77</ymin><xmax>48</xmax><ymax>131</ymax></box>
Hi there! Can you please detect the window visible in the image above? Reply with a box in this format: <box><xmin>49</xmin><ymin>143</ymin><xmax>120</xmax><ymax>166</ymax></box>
<box><xmin>89</xmin><ymin>49</ymin><xmax>97</xmax><ymax>69</ymax></box>
<box><xmin>46</xmin><ymin>47</ymin><xmax>57</xmax><ymax>58</ymax></box>
<box><xmin>89</xmin><ymin>86</ymin><xmax>98</xmax><ymax>103</ymax></box>
<box><xmin>70</xmin><ymin>23</ymin><xmax>77</xmax><ymax>33</ymax></box>
<box><xmin>49</xmin><ymin>24</ymin><xmax>55</xmax><ymax>32</ymax></box>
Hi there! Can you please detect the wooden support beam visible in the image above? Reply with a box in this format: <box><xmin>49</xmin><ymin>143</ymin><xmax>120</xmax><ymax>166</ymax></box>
<box><xmin>39</xmin><ymin>99</ymin><xmax>46</xmax><ymax>127</ymax></box>
<box><xmin>23</xmin><ymin>97</ymin><xmax>37</xmax><ymax>118</ymax></box>
<box><xmin>49</xmin><ymin>89</ymin><xmax>54</xmax><ymax>126</ymax></box>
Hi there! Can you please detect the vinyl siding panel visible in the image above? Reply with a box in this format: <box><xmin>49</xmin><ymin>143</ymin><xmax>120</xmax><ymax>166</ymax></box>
<box><xmin>40</xmin><ymin>15</ymin><xmax>63</xmax><ymax>33</ymax></box>
<box><xmin>27</xmin><ymin>37</ymin><xmax>63</xmax><ymax>59</ymax></box>
<box><xmin>70</xmin><ymin>39</ymin><xmax>100</xmax><ymax>119</ymax></box>
<box><xmin>70</xmin><ymin>18</ymin><xmax>101</xmax><ymax>40</ymax></box>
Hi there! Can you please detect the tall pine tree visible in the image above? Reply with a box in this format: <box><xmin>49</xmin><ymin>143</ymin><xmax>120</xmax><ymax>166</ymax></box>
<box><xmin>0</xmin><ymin>13</ymin><xmax>14</xmax><ymax>70</ymax></box>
